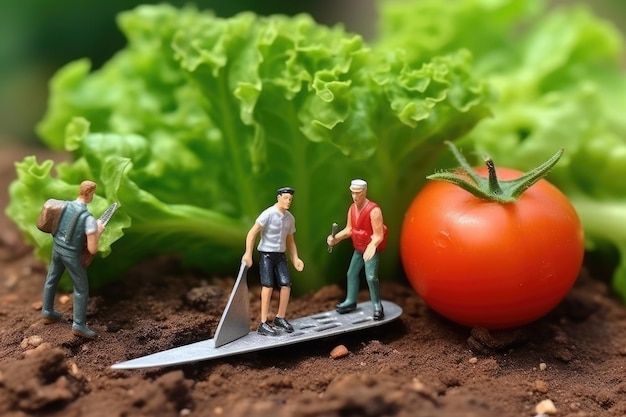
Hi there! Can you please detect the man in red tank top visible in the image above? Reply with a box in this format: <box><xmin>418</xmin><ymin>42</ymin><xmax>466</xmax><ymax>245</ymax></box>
<box><xmin>326</xmin><ymin>179</ymin><xmax>386</xmax><ymax>320</ymax></box>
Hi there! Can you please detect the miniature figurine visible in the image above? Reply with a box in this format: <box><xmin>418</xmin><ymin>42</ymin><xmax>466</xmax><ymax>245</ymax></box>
<box><xmin>112</xmin><ymin>183</ymin><xmax>401</xmax><ymax>369</ymax></box>
<box><xmin>242</xmin><ymin>186</ymin><xmax>305</xmax><ymax>336</ymax></box>
<box><xmin>327</xmin><ymin>179</ymin><xmax>387</xmax><ymax>320</ymax></box>
<box><xmin>39</xmin><ymin>181</ymin><xmax>105</xmax><ymax>339</ymax></box>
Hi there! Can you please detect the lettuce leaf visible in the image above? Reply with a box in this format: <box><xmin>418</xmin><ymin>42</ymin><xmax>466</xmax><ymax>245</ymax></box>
<box><xmin>7</xmin><ymin>4</ymin><xmax>490</xmax><ymax>292</ymax></box>
<box><xmin>380</xmin><ymin>0</ymin><xmax>626</xmax><ymax>299</ymax></box>
<box><xmin>463</xmin><ymin>6</ymin><xmax>626</xmax><ymax>300</ymax></box>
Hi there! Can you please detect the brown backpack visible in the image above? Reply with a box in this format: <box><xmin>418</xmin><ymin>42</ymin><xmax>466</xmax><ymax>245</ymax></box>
<box><xmin>36</xmin><ymin>199</ymin><xmax>67</xmax><ymax>234</ymax></box>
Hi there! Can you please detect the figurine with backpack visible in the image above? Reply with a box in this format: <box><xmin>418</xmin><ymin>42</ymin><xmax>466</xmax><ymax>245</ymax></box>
<box><xmin>36</xmin><ymin>181</ymin><xmax>117</xmax><ymax>338</ymax></box>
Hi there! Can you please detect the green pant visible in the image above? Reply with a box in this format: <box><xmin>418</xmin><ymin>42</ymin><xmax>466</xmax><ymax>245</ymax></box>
<box><xmin>341</xmin><ymin>250</ymin><xmax>382</xmax><ymax>308</ymax></box>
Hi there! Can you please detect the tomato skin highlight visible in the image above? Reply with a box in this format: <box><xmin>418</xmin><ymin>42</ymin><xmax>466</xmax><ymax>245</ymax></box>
<box><xmin>400</xmin><ymin>167</ymin><xmax>584</xmax><ymax>329</ymax></box>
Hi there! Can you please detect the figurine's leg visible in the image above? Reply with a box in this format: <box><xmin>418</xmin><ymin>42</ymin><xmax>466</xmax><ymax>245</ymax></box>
<box><xmin>364</xmin><ymin>253</ymin><xmax>384</xmax><ymax>320</ymax></box>
<box><xmin>276</xmin><ymin>286</ymin><xmax>291</xmax><ymax>317</ymax></box>
<box><xmin>258</xmin><ymin>286</ymin><xmax>277</xmax><ymax>335</ymax></box>
<box><xmin>257</xmin><ymin>252</ymin><xmax>278</xmax><ymax>335</ymax></box>
<box><xmin>65</xmin><ymin>259</ymin><xmax>96</xmax><ymax>339</ymax></box>
<box><xmin>42</xmin><ymin>251</ymin><xmax>64</xmax><ymax>323</ymax></box>
<box><xmin>336</xmin><ymin>250</ymin><xmax>362</xmax><ymax>313</ymax></box>
<box><xmin>275</xmin><ymin>256</ymin><xmax>291</xmax><ymax>318</ymax></box>
<box><xmin>273</xmin><ymin>256</ymin><xmax>294</xmax><ymax>332</ymax></box>
<box><xmin>260</xmin><ymin>286</ymin><xmax>273</xmax><ymax>323</ymax></box>
<box><xmin>274</xmin><ymin>286</ymin><xmax>294</xmax><ymax>332</ymax></box>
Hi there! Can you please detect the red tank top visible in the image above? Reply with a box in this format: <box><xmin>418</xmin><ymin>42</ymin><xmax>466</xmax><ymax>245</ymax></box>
<box><xmin>349</xmin><ymin>200</ymin><xmax>388</xmax><ymax>252</ymax></box>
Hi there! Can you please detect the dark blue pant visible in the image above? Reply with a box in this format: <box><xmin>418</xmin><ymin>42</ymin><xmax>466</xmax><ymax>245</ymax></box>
<box><xmin>42</xmin><ymin>247</ymin><xmax>89</xmax><ymax>326</ymax></box>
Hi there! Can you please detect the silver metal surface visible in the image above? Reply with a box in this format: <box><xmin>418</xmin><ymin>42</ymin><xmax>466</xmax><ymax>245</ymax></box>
<box><xmin>212</xmin><ymin>262</ymin><xmax>250</xmax><ymax>348</ymax></box>
<box><xmin>111</xmin><ymin>300</ymin><xmax>402</xmax><ymax>370</ymax></box>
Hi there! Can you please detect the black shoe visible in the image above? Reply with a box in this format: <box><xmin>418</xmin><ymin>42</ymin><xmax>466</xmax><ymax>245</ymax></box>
<box><xmin>373</xmin><ymin>305</ymin><xmax>385</xmax><ymax>321</ymax></box>
<box><xmin>273</xmin><ymin>317</ymin><xmax>294</xmax><ymax>333</ymax></box>
<box><xmin>335</xmin><ymin>302</ymin><xmax>357</xmax><ymax>314</ymax></box>
<box><xmin>257</xmin><ymin>321</ymin><xmax>277</xmax><ymax>336</ymax></box>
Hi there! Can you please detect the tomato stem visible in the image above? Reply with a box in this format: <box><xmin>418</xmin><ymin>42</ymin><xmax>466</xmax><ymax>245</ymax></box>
<box><xmin>485</xmin><ymin>158</ymin><xmax>503</xmax><ymax>195</ymax></box>
<box><xmin>427</xmin><ymin>141</ymin><xmax>564</xmax><ymax>203</ymax></box>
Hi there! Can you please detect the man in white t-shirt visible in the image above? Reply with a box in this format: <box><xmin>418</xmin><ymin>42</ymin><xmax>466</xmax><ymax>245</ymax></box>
<box><xmin>243</xmin><ymin>187</ymin><xmax>305</xmax><ymax>336</ymax></box>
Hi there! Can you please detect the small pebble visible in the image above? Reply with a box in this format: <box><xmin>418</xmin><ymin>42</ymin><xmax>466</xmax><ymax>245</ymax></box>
<box><xmin>534</xmin><ymin>379</ymin><xmax>549</xmax><ymax>393</ymax></box>
<box><xmin>330</xmin><ymin>344</ymin><xmax>349</xmax><ymax>359</ymax></box>
<box><xmin>20</xmin><ymin>335</ymin><xmax>43</xmax><ymax>349</ymax></box>
<box><xmin>69</xmin><ymin>361</ymin><xmax>81</xmax><ymax>377</ymax></box>
<box><xmin>29</xmin><ymin>335</ymin><xmax>43</xmax><ymax>347</ymax></box>
<box><xmin>31</xmin><ymin>300</ymin><xmax>43</xmax><ymax>311</ymax></box>
<box><xmin>535</xmin><ymin>399</ymin><xmax>557</xmax><ymax>415</ymax></box>
<box><xmin>411</xmin><ymin>378</ymin><xmax>426</xmax><ymax>393</ymax></box>
<box><xmin>468</xmin><ymin>357</ymin><xmax>478</xmax><ymax>364</ymax></box>
<box><xmin>539</xmin><ymin>362</ymin><xmax>547</xmax><ymax>371</ymax></box>
<box><xmin>59</xmin><ymin>295</ymin><xmax>71</xmax><ymax>305</ymax></box>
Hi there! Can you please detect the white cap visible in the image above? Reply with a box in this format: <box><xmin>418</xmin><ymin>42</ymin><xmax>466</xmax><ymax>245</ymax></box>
<box><xmin>349</xmin><ymin>179</ymin><xmax>367</xmax><ymax>192</ymax></box>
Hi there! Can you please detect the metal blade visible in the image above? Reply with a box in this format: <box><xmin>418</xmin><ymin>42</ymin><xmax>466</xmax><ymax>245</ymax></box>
<box><xmin>110</xmin><ymin>300</ymin><xmax>402</xmax><ymax>370</ymax></box>
<box><xmin>212</xmin><ymin>262</ymin><xmax>250</xmax><ymax>348</ymax></box>
<box><xmin>98</xmin><ymin>202</ymin><xmax>118</xmax><ymax>226</ymax></box>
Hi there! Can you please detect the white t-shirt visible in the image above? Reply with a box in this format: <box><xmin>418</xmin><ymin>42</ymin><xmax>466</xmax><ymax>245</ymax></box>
<box><xmin>255</xmin><ymin>205</ymin><xmax>296</xmax><ymax>252</ymax></box>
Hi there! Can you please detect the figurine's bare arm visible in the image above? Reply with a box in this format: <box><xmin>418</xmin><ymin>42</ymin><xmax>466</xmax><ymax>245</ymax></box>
<box><xmin>242</xmin><ymin>222</ymin><xmax>262</xmax><ymax>267</ymax></box>
<box><xmin>286</xmin><ymin>234</ymin><xmax>304</xmax><ymax>271</ymax></box>
<box><xmin>86</xmin><ymin>220</ymin><xmax>105</xmax><ymax>255</ymax></box>
<box><xmin>363</xmin><ymin>207</ymin><xmax>383</xmax><ymax>262</ymax></box>
<box><xmin>326</xmin><ymin>208</ymin><xmax>353</xmax><ymax>248</ymax></box>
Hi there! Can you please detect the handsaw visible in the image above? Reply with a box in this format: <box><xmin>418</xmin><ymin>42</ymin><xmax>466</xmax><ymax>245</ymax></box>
<box><xmin>82</xmin><ymin>202</ymin><xmax>119</xmax><ymax>267</ymax></box>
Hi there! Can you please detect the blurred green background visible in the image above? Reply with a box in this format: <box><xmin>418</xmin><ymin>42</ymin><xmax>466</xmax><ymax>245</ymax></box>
<box><xmin>0</xmin><ymin>0</ymin><xmax>378</xmax><ymax>145</ymax></box>
<box><xmin>0</xmin><ymin>0</ymin><xmax>623</xmax><ymax>146</ymax></box>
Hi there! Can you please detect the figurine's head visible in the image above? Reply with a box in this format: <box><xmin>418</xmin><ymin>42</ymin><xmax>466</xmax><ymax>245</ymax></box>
<box><xmin>349</xmin><ymin>179</ymin><xmax>367</xmax><ymax>204</ymax></box>
<box><xmin>79</xmin><ymin>181</ymin><xmax>97</xmax><ymax>203</ymax></box>
<box><xmin>276</xmin><ymin>187</ymin><xmax>295</xmax><ymax>211</ymax></box>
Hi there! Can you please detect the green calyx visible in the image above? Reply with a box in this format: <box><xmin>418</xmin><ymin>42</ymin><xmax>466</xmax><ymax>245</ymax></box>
<box><xmin>428</xmin><ymin>141</ymin><xmax>564</xmax><ymax>203</ymax></box>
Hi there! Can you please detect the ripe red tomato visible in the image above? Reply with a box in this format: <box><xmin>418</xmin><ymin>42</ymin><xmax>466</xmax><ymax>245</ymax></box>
<box><xmin>400</xmin><ymin>166</ymin><xmax>584</xmax><ymax>329</ymax></box>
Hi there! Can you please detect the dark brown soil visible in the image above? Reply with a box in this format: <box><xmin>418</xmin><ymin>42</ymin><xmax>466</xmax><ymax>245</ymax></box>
<box><xmin>2</xmin><ymin>146</ymin><xmax>626</xmax><ymax>417</ymax></box>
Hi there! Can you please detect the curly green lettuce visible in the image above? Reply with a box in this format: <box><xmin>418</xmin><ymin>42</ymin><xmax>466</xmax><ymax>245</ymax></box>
<box><xmin>463</xmin><ymin>7</ymin><xmax>626</xmax><ymax>300</ymax></box>
<box><xmin>7</xmin><ymin>4</ymin><xmax>490</xmax><ymax>292</ymax></box>
<box><xmin>379</xmin><ymin>0</ymin><xmax>626</xmax><ymax>299</ymax></box>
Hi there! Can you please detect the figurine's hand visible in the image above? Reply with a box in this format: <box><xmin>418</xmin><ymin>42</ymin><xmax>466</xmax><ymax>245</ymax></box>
<box><xmin>96</xmin><ymin>220</ymin><xmax>105</xmax><ymax>236</ymax></box>
<box><xmin>293</xmin><ymin>258</ymin><xmax>304</xmax><ymax>272</ymax></box>
<box><xmin>326</xmin><ymin>235</ymin><xmax>336</xmax><ymax>247</ymax></box>
<box><xmin>363</xmin><ymin>244</ymin><xmax>376</xmax><ymax>262</ymax></box>
<box><xmin>242</xmin><ymin>253</ymin><xmax>253</xmax><ymax>267</ymax></box>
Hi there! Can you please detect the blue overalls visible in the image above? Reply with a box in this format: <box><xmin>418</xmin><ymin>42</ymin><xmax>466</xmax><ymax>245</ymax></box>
<box><xmin>42</xmin><ymin>200</ymin><xmax>96</xmax><ymax>337</ymax></box>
